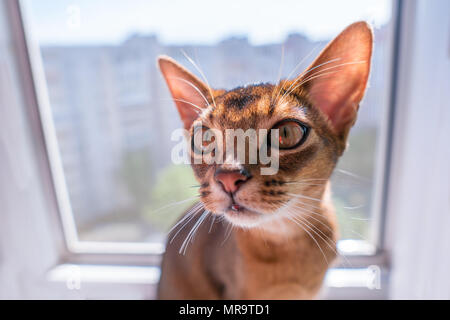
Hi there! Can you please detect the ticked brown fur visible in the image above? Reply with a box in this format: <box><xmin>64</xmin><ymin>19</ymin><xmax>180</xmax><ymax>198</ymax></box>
<box><xmin>157</xmin><ymin>22</ymin><xmax>373</xmax><ymax>299</ymax></box>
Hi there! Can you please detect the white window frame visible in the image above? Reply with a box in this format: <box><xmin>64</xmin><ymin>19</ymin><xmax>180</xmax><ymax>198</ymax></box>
<box><xmin>3</xmin><ymin>0</ymin><xmax>410</xmax><ymax>299</ymax></box>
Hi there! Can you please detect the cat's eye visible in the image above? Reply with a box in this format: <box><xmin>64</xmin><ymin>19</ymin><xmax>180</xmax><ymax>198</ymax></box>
<box><xmin>271</xmin><ymin>120</ymin><xmax>309</xmax><ymax>149</ymax></box>
<box><xmin>192</xmin><ymin>126</ymin><xmax>216</xmax><ymax>155</ymax></box>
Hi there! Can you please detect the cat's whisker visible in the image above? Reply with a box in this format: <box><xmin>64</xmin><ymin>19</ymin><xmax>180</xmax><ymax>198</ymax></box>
<box><xmin>344</xmin><ymin>205</ymin><xmax>366</xmax><ymax>210</ymax></box>
<box><xmin>292</xmin><ymin>170</ymin><xmax>369</xmax><ymax>184</ymax></box>
<box><xmin>271</xmin><ymin>44</ymin><xmax>285</xmax><ymax>104</ymax></box>
<box><xmin>285</xmin><ymin>213</ymin><xmax>329</xmax><ymax>266</ymax></box>
<box><xmin>156</xmin><ymin>98</ymin><xmax>203</xmax><ymax>113</ymax></box>
<box><xmin>221</xmin><ymin>222</ymin><xmax>234</xmax><ymax>246</ymax></box>
<box><xmin>278</xmin><ymin>70</ymin><xmax>340</xmax><ymax>106</ymax></box>
<box><xmin>171</xmin><ymin>98</ymin><xmax>203</xmax><ymax>112</ymax></box>
<box><xmin>208</xmin><ymin>214</ymin><xmax>217</xmax><ymax>233</ymax></box>
<box><xmin>273</xmin><ymin>45</ymin><xmax>322</xmax><ymax>103</ymax></box>
<box><xmin>181</xmin><ymin>50</ymin><xmax>217</xmax><ymax>109</ymax></box>
<box><xmin>278</xmin><ymin>57</ymin><xmax>341</xmax><ymax>104</ymax></box>
<box><xmin>169</xmin><ymin>202</ymin><xmax>203</xmax><ymax>243</ymax></box>
<box><xmin>275</xmin><ymin>44</ymin><xmax>285</xmax><ymax>85</ymax></box>
<box><xmin>285</xmin><ymin>44</ymin><xmax>322</xmax><ymax>82</ymax></box>
<box><xmin>336</xmin><ymin>168</ymin><xmax>371</xmax><ymax>182</ymax></box>
<box><xmin>290</xmin><ymin>202</ymin><xmax>328</xmax><ymax>222</ymax></box>
<box><xmin>289</xmin><ymin>211</ymin><xmax>335</xmax><ymax>246</ymax></box>
<box><xmin>190</xmin><ymin>210</ymin><xmax>211</xmax><ymax>244</ymax></box>
<box><xmin>295</xmin><ymin>178</ymin><xmax>330</xmax><ymax>182</ymax></box>
<box><xmin>294</xmin><ymin>200</ymin><xmax>368</xmax><ymax>224</ymax></box>
<box><xmin>288</xmin><ymin>211</ymin><xmax>352</xmax><ymax>267</ymax></box>
<box><xmin>283</xmin><ymin>60</ymin><xmax>367</xmax><ymax>97</ymax></box>
<box><xmin>287</xmin><ymin>192</ymin><xmax>323</xmax><ymax>203</ymax></box>
<box><xmin>152</xmin><ymin>196</ymin><xmax>200</xmax><ymax>215</ymax></box>
<box><xmin>279</xmin><ymin>60</ymin><xmax>366</xmax><ymax>105</ymax></box>
<box><xmin>285</xmin><ymin>182</ymin><xmax>326</xmax><ymax>187</ymax></box>
<box><xmin>167</xmin><ymin>76</ymin><xmax>211</xmax><ymax>106</ymax></box>
<box><xmin>291</xmin><ymin>207</ymin><xmax>333</xmax><ymax>233</ymax></box>
<box><xmin>291</xmin><ymin>188</ymin><xmax>368</xmax><ymax>218</ymax></box>
<box><xmin>290</xmin><ymin>205</ymin><xmax>360</xmax><ymax>267</ymax></box>
<box><xmin>350</xmin><ymin>217</ymin><xmax>370</xmax><ymax>221</ymax></box>
<box><xmin>180</xmin><ymin>210</ymin><xmax>210</xmax><ymax>255</ymax></box>
<box><xmin>349</xmin><ymin>229</ymin><xmax>368</xmax><ymax>240</ymax></box>
<box><xmin>291</xmin><ymin>198</ymin><xmax>323</xmax><ymax>212</ymax></box>
<box><xmin>335</xmin><ymin>217</ymin><xmax>371</xmax><ymax>241</ymax></box>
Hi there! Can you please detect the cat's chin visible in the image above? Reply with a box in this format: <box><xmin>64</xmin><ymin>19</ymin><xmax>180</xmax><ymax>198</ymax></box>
<box><xmin>222</xmin><ymin>206</ymin><xmax>270</xmax><ymax>229</ymax></box>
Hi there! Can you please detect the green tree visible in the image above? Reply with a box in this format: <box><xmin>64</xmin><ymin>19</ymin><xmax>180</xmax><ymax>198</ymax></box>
<box><xmin>144</xmin><ymin>164</ymin><xmax>198</xmax><ymax>232</ymax></box>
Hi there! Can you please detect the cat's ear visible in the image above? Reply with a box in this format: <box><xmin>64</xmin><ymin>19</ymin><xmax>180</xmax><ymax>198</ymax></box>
<box><xmin>299</xmin><ymin>21</ymin><xmax>373</xmax><ymax>139</ymax></box>
<box><xmin>158</xmin><ymin>55</ymin><xmax>216</xmax><ymax>130</ymax></box>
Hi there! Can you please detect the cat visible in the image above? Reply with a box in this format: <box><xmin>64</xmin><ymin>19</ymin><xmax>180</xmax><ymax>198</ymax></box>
<box><xmin>156</xmin><ymin>21</ymin><xmax>373</xmax><ymax>299</ymax></box>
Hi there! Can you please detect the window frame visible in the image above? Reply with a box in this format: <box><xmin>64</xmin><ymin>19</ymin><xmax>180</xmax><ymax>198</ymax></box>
<box><xmin>11</xmin><ymin>0</ymin><xmax>405</xmax><ymax>298</ymax></box>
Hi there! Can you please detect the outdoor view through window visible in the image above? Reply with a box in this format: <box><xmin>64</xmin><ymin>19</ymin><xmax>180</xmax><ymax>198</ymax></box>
<box><xmin>26</xmin><ymin>0</ymin><xmax>393</xmax><ymax>246</ymax></box>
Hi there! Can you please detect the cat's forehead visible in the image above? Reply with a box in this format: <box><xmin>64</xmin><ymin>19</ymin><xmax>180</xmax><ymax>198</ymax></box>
<box><xmin>202</xmin><ymin>83</ymin><xmax>307</xmax><ymax>130</ymax></box>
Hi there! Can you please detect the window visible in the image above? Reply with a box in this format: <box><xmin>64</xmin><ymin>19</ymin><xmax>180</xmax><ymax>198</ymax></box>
<box><xmin>24</xmin><ymin>0</ymin><xmax>395</xmax><ymax>258</ymax></box>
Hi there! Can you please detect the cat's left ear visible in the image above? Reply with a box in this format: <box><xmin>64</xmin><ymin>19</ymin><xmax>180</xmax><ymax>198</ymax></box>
<box><xmin>158</xmin><ymin>55</ymin><xmax>219</xmax><ymax>130</ymax></box>
<box><xmin>297</xmin><ymin>21</ymin><xmax>373</xmax><ymax>140</ymax></box>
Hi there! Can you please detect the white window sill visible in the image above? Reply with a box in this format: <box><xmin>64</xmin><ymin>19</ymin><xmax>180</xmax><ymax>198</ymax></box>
<box><xmin>47</xmin><ymin>263</ymin><xmax>388</xmax><ymax>299</ymax></box>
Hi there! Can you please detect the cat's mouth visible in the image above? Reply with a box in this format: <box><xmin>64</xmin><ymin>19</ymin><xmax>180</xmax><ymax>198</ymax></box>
<box><xmin>229</xmin><ymin>203</ymin><xmax>244</xmax><ymax>212</ymax></box>
<box><xmin>223</xmin><ymin>199</ymin><xmax>263</xmax><ymax>226</ymax></box>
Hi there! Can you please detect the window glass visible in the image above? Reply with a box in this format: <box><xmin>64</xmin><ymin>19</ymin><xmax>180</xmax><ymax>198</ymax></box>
<box><xmin>26</xmin><ymin>0</ymin><xmax>393</xmax><ymax>244</ymax></box>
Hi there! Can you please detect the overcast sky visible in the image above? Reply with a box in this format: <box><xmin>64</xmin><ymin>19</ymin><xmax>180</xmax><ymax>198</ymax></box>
<box><xmin>25</xmin><ymin>0</ymin><xmax>392</xmax><ymax>45</ymax></box>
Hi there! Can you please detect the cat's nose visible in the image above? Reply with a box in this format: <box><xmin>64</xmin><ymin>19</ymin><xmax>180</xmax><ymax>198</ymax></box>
<box><xmin>215</xmin><ymin>169</ymin><xmax>250</xmax><ymax>194</ymax></box>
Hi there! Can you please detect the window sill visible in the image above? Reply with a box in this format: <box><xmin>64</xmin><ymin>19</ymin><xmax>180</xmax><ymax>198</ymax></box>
<box><xmin>46</xmin><ymin>262</ymin><xmax>388</xmax><ymax>300</ymax></box>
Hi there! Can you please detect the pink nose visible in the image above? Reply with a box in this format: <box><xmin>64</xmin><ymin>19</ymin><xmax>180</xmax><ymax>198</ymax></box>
<box><xmin>215</xmin><ymin>170</ymin><xmax>250</xmax><ymax>194</ymax></box>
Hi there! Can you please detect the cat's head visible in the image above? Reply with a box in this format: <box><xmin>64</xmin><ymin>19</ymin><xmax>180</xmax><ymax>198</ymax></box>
<box><xmin>158</xmin><ymin>22</ymin><xmax>373</xmax><ymax>228</ymax></box>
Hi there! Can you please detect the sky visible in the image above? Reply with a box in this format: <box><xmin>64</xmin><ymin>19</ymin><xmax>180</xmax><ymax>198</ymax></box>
<box><xmin>25</xmin><ymin>0</ymin><xmax>392</xmax><ymax>46</ymax></box>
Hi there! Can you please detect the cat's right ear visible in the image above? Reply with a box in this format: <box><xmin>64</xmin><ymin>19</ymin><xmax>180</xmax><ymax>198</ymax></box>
<box><xmin>158</xmin><ymin>55</ymin><xmax>214</xmax><ymax>130</ymax></box>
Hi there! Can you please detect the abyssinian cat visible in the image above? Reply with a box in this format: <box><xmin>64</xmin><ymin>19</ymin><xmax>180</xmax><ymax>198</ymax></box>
<box><xmin>157</xmin><ymin>21</ymin><xmax>373</xmax><ymax>299</ymax></box>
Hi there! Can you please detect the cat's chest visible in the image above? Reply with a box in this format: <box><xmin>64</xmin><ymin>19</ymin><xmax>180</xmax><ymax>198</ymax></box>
<box><xmin>223</xmin><ymin>240</ymin><xmax>331</xmax><ymax>299</ymax></box>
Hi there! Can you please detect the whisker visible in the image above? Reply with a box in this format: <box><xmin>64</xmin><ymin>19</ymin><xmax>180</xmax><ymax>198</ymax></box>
<box><xmin>166</xmin><ymin>76</ymin><xmax>210</xmax><ymax>106</ymax></box>
<box><xmin>273</xmin><ymin>45</ymin><xmax>322</xmax><ymax>103</ymax></box>
<box><xmin>291</xmin><ymin>200</ymin><xmax>323</xmax><ymax>214</ymax></box>
<box><xmin>336</xmin><ymin>169</ymin><xmax>371</xmax><ymax>182</ymax></box>
<box><xmin>350</xmin><ymin>217</ymin><xmax>370</xmax><ymax>221</ymax></box>
<box><xmin>278</xmin><ymin>70</ymin><xmax>340</xmax><ymax>106</ymax></box>
<box><xmin>171</xmin><ymin>98</ymin><xmax>203</xmax><ymax>112</ymax></box>
<box><xmin>290</xmin><ymin>206</ymin><xmax>333</xmax><ymax>233</ymax></box>
<box><xmin>289</xmin><ymin>211</ymin><xmax>352</xmax><ymax>267</ymax></box>
<box><xmin>287</xmin><ymin>192</ymin><xmax>323</xmax><ymax>203</ymax></box>
<box><xmin>179</xmin><ymin>210</ymin><xmax>209</xmax><ymax>255</ymax></box>
<box><xmin>221</xmin><ymin>222</ymin><xmax>234</xmax><ymax>246</ymax></box>
<box><xmin>208</xmin><ymin>214</ymin><xmax>216</xmax><ymax>233</ymax></box>
<box><xmin>278</xmin><ymin>57</ymin><xmax>341</xmax><ymax>103</ymax></box>
<box><xmin>349</xmin><ymin>229</ymin><xmax>368</xmax><ymax>240</ymax></box>
<box><xmin>190</xmin><ymin>211</ymin><xmax>210</xmax><ymax>243</ymax></box>
<box><xmin>285</xmin><ymin>213</ymin><xmax>329</xmax><ymax>265</ymax></box>
<box><xmin>301</xmin><ymin>216</ymin><xmax>352</xmax><ymax>268</ymax></box>
<box><xmin>279</xmin><ymin>60</ymin><xmax>366</xmax><ymax>105</ymax></box>
<box><xmin>344</xmin><ymin>205</ymin><xmax>366</xmax><ymax>210</ymax></box>
<box><xmin>290</xmin><ymin>212</ymin><xmax>335</xmax><ymax>247</ymax></box>
<box><xmin>275</xmin><ymin>44</ymin><xmax>285</xmax><ymax>85</ymax></box>
<box><xmin>181</xmin><ymin>50</ymin><xmax>217</xmax><ymax>109</ymax></box>
<box><xmin>292</xmin><ymin>193</ymin><xmax>368</xmax><ymax>221</ymax></box>
<box><xmin>169</xmin><ymin>203</ymin><xmax>203</xmax><ymax>243</ymax></box>
<box><xmin>152</xmin><ymin>196</ymin><xmax>200</xmax><ymax>215</ymax></box>
<box><xmin>270</xmin><ymin>43</ymin><xmax>286</xmax><ymax>108</ymax></box>
<box><xmin>285</xmin><ymin>44</ymin><xmax>322</xmax><ymax>82</ymax></box>
<box><xmin>284</xmin><ymin>182</ymin><xmax>326</xmax><ymax>187</ymax></box>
